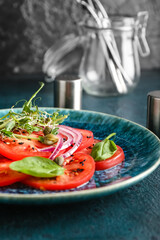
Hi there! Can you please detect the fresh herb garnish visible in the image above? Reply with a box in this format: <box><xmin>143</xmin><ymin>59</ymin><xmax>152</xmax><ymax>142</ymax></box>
<box><xmin>1</xmin><ymin>129</ymin><xmax>13</xmax><ymax>137</ymax></box>
<box><xmin>0</xmin><ymin>82</ymin><xmax>68</xmax><ymax>143</ymax></box>
<box><xmin>91</xmin><ymin>133</ymin><xmax>117</xmax><ymax>161</ymax></box>
<box><xmin>10</xmin><ymin>156</ymin><xmax>65</xmax><ymax>178</ymax></box>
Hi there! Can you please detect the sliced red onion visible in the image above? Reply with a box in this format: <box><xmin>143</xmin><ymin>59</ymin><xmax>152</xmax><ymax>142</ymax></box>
<box><xmin>58</xmin><ymin>128</ymin><xmax>74</xmax><ymax>150</ymax></box>
<box><xmin>49</xmin><ymin>134</ymin><xmax>63</xmax><ymax>160</ymax></box>
<box><xmin>58</xmin><ymin>125</ymin><xmax>82</xmax><ymax>159</ymax></box>
<box><xmin>38</xmin><ymin>146</ymin><xmax>55</xmax><ymax>152</ymax></box>
<box><xmin>36</xmin><ymin>125</ymin><xmax>82</xmax><ymax>161</ymax></box>
<box><xmin>38</xmin><ymin>129</ymin><xmax>73</xmax><ymax>152</ymax></box>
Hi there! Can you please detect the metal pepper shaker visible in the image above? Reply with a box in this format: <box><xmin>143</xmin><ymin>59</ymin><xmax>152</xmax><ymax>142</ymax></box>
<box><xmin>147</xmin><ymin>91</ymin><xmax>160</xmax><ymax>137</ymax></box>
<box><xmin>53</xmin><ymin>74</ymin><xmax>82</xmax><ymax>110</ymax></box>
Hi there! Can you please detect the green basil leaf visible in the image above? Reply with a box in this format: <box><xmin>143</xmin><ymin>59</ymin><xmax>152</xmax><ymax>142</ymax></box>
<box><xmin>91</xmin><ymin>133</ymin><xmax>117</xmax><ymax>161</ymax></box>
<box><xmin>10</xmin><ymin>156</ymin><xmax>65</xmax><ymax>178</ymax></box>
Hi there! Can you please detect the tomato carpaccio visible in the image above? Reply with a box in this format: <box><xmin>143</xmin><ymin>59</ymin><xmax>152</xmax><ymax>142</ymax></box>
<box><xmin>0</xmin><ymin>127</ymin><xmax>125</xmax><ymax>190</ymax></box>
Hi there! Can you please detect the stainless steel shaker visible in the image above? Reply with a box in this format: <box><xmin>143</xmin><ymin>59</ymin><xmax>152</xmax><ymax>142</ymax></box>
<box><xmin>54</xmin><ymin>74</ymin><xmax>82</xmax><ymax>110</ymax></box>
<box><xmin>147</xmin><ymin>91</ymin><xmax>160</xmax><ymax>138</ymax></box>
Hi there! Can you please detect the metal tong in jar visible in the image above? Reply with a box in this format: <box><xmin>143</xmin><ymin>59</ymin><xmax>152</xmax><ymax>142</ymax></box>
<box><xmin>77</xmin><ymin>0</ymin><xmax>134</xmax><ymax>93</ymax></box>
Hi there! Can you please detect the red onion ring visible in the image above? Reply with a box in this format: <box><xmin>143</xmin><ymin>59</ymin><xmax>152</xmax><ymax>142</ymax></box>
<box><xmin>36</xmin><ymin>125</ymin><xmax>82</xmax><ymax>161</ymax></box>
<box><xmin>38</xmin><ymin>129</ymin><xmax>73</xmax><ymax>152</ymax></box>
<box><xmin>58</xmin><ymin>125</ymin><xmax>82</xmax><ymax>159</ymax></box>
<box><xmin>49</xmin><ymin>134</ymin><xmax>63</xmax><ymax>160</ymax></box>
<box><xmin>58</xmin><ymin>128</ymin><xmax>74</xmax><ymax>150</ymax></box>
<box><xmin>38</xmin><ymin>146</ymin><xmax>55</xmax><ymax>152</ymax></box>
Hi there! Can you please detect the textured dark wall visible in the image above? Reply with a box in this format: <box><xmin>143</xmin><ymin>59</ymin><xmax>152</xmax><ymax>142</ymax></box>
<box><xmin>0</xmin><ymin>0</ymin><xmax>160</xmax><ymax>76</ymax></box>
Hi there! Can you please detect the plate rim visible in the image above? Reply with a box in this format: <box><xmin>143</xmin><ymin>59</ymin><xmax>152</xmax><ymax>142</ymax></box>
<box><xmin>0</xmin><ymin>107</ymin><xmax>160</xmax><ymax>202</ymax></box>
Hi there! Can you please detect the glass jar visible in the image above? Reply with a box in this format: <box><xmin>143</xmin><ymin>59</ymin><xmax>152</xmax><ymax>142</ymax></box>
<box><xmin>79</xmin><ymin>13</ymin><xmax>150</xmax><ymax>96</ymax></box>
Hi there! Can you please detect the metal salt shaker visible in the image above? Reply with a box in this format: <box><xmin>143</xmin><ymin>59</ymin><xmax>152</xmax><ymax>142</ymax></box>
<box><xmin>147</xmin><ymin>91</ymin><xmax>160</xmax><ymax>138</ymax></box>
<box><xmin>53</xmin><ymin>74</ymin><xmax>82</xmax><ymax>110</ymax></box>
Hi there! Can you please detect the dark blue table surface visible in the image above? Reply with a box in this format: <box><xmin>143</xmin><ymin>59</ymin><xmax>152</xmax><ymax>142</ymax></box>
<box><xmin>0</xmin><ymin>70</ymin><xmax>160</xmax><ymax>240</ymax></box>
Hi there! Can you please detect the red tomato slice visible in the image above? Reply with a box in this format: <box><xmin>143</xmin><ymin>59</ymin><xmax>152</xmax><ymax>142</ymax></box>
<box><xmin>95</xmin><ymin>145</ymin><xmax>125</xmax><ymax>170</ymax></box>
<box><xmin>76</xmin><ymin>129</ymin><xmax>94</xmax><ymax>151</ymax></box>
<box><xmin>22</xmin><ymin>153</ymin><xmax>95</xmax><ymax>190</ymax></box>
<box><xmin>0</xmin><ymin>131</ymin><xmax>65</xmax><ymax>161</ymax></box>
<box><xmin>0</xmin><ymin>157</ymin><xmax>28</xmax><ymax>187</ymax></box>
<box><xmin>0</xmin><ymin>168</ymin><xmax>28</xmax><ymax>187</ymax></box>
<box><xmin>79</xmin><ymin>139</ymin><xmax>125</xmax><ymax>170</ymax></box>
<box><xmin>78</xmin><ymin>139</ymin><xmax>100</xmax><ymax>155</ymax></box>
<box><xmin>0</xmin><ymin>138</ymin><xmax>52</xmax><ymax>161</ymax></box>
<box><xmin>0</xmin><ymin>128</ymin><xmax>94</xmax><ymax>161</ymax></box>
<box><xmin>0</xmin><ymin>155</ymin><xmax>13</xmax><ymax>170</ymax></box>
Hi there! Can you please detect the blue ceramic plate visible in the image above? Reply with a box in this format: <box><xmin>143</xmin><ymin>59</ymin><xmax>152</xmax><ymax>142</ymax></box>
<box><xmin>0</xmin><ymin>108</ymin><xmax>160</xmax><ymax>204</ymax></box>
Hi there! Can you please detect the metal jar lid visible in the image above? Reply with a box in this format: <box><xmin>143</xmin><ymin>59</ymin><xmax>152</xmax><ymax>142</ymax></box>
<box><xmin>54</xmin><ymin>74</ymin><xmax>82</xmax><ymax>110</ymax></box>
<box><xmin>147</xmin><ymin>90</ymin><xmax>160</xmax><ymax>137</ymax></box>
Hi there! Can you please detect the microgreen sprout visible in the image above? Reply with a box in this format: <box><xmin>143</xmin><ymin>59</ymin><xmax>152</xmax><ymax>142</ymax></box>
<box><xmin>0</xmin><ymin>82</ymin><xmax>68</xmax><ymax>144</ymax></box>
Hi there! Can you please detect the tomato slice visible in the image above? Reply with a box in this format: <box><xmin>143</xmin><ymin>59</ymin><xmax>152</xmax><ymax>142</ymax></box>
<box><xmin>22</xmin><ymin>153</ymin><xmax>95</xmax><ymax>190</ymax></box>
<box><xmin>0</xmin><ymin>155</ymin><xmax>13</xmax><ymax>170</ymax></box>
<box><xmin>0</xmin><ymin>128</ymin><xmax>94</xmax><ymax>161</ymax></box>
<box><xmin>0</xmin><ymin>156</ymin><xmax>28</xmax><ymax>187</ymax></box>
<box><xmin>79</xmin><ymin>139</ymin><xmax>125</xmax><ymax>170</ymax></box>
<box><xmin>95</xmin><ymin>145</ymin><xmax>125</xmax><ymax>170</ymax></box>
<box><xmin>0</xmin><ymin>138</ymin><xmax>52</xmax><ymax>161</ymax></box>
<box><xmin>76</xmin><ymin>129</ymin><xmax>94</xmax><ymax>151</ymax></box>
<box><xmin>78</xmin><ymin>139</ymin><xmax>99</xmax><ymax>155</ymax></box>
<box><xmin>0</xmin><ymin>170</ymin><xmax>28</xmax><ymax>187</ymax></box>
<box><xmin>0</xmin><ymin>131</ymin><xmax>65</xmax><ymax>161</ymax></box>
<box><xmin>0</xmin><ymin>165</ymin><xmax>28</xmax><ymax>187</ymax></box>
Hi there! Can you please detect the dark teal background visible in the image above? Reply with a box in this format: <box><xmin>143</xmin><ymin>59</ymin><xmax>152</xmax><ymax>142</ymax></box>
<box><xmin>0</xmin><ymin>70</ymin><xmax>160</xmax><ymax>240</ymax></box>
